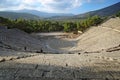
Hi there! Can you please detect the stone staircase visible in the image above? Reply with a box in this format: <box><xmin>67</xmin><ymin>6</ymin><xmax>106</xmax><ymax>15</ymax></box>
<box><xmin>0</xmin><ymin>53</ymin><xmax>120</xmax><ymax>80</ymax></box>
<box><xmin>0</xmin><ymin>26</ymin><xmax>49</xmax><ymax>52</ymax></box>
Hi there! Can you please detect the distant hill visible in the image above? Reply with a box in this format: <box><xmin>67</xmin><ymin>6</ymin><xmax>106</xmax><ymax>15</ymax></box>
<box><xmin>49</xmin><ymin>2</ymin><xmax>120</xmax><ymax>20</ymax></box>
<box><xmin>0</xmin><ymin>2</ymin><xmax>120</xmax><ymax>20</ymax></box>
<box><xmin>0</xmin><ymin>11</ymin><xmax>40</xmax><ymax>19</ymax></box>
<box><xmin>11</xmin><ymin>9</ymin><xmax>74</xmax><ymax>18</ymax></box>
<box><xmin>75</xmin><ymin>2</ymin><xmax>120</xmax><ymax>18</ymax></box>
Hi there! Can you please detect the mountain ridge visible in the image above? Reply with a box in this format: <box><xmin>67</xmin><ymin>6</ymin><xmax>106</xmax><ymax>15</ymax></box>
<box><xmin>11</xmin><ymin>9</ymin><xmax>74</xmax><ymax>18</ymax></box>
<box><xmin>0</xmin><ymin>2</ymin><xmax>120</xmax><ymax>20</ymax></box>
<box><xmin>0</xmin><ymin>11</ymin><xmax>40</xmax><ymax>19</ymax></box>
<box><xmin>75</xmin><ymin>2</ymin><xmax>120</xmax><ymax>18</ymax></box>
<box><xmin>48</xmin><ymin>2</ymin><xmax>120</xmax><ymax>20</ymax></box>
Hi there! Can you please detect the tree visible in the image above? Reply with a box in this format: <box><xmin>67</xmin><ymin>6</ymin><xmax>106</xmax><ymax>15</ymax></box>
<box><xmin>116</xmin><ymin>11</ymin><xmax>120</xmax><ymax>17</ymax></box>
<box><xmin>0</xmin><ymin>16</ymin><xmax>103</xmax><ymax>33</ymax></box>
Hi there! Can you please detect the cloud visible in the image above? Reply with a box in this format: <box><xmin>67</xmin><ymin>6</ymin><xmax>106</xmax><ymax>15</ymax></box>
<box><xmin>0</xmin><ymin>0</ymin><xmax>87</xmax><ymax>13</ymax></box>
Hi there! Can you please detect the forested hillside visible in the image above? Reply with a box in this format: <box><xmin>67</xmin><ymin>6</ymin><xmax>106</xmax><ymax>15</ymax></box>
<box><xmin>49</xmin><ymin>2</ymin><xmax>120</xmax><ymax>20</ymax></box>
<box><xmin>0</xmin><ymin>11</ymin><xmax>40</xmax><ymax>20</ymax></box>
<box><xmin>0</xmin><ymin>15</ymin><xmax>103</xmax><ymax>33</ymax></box>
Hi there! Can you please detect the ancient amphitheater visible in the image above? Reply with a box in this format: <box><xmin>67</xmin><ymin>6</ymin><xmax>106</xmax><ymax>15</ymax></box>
<box><xmin>0</xmin><ymin>17</ymin><xmax>120</xmax><ymax>80</ymax></box>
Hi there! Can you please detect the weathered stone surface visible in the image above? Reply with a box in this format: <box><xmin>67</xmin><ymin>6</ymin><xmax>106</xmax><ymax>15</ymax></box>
<box><xmin>0</xmin><ymin>18</ymin><xmax>120</xmax><ymax>80</ymax></box>
<box><xmin>0</xmin><ymin>58</ymin><xmax>5</xmax><ymax>62</ymax></box>
<box><xmin>0</xmin><ymin>68</ymin><xmax>17</xmax><ymax>80</ymax></box>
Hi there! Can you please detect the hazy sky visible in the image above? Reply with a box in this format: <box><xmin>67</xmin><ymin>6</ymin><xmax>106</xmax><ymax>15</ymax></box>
<box><xmin>0</xmin><ymin>0</ymin><xmax>120</xmax><ymax>14</ymax></box>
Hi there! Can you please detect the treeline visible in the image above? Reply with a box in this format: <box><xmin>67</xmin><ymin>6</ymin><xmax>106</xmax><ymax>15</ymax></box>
<box><xmin>64</xmin><ymin>15</ymin><xmax>103</xmax><ymax>32</ymax></box>
<box><xmin>0</xmin><ymin>15</ymin><xmax>103</xmax><ymax>33</ymax></box>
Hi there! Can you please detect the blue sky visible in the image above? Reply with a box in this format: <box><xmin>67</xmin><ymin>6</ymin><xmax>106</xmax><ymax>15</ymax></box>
<box><xmin>0</xmin><ymin>0</ymin><xmax>120</xmax><ymax>14</ymax></box>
